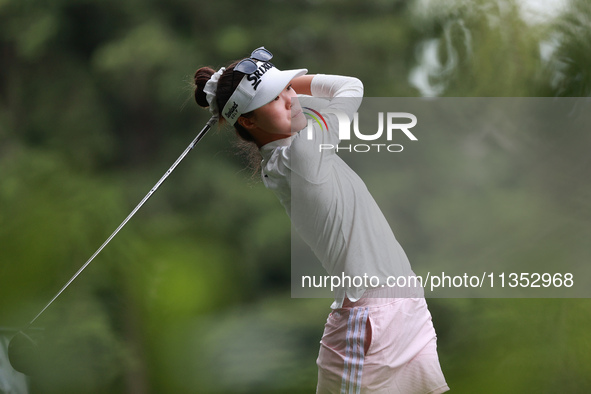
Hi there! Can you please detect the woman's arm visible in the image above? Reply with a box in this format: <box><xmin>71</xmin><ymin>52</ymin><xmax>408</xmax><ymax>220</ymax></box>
<box><xmin>290</xmin><ymin>74</ymin><xmax>363</xmax><ymax>180</ymax></box>
<box><xmin>291</xmin><ymin>75</ymin><xmax>315</xmax><ymax>96</ymax></box>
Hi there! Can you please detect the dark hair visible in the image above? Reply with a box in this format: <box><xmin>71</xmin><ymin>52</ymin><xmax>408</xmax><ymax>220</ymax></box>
<box><xmin>193</xmin><ymin>62</ymin><xmax>261</xmax><ymax>174</ymax></box>
<box><xmin>194</xmin><ymin>62</ymin><xmax>258</xmax><ymax>142</ymax></box>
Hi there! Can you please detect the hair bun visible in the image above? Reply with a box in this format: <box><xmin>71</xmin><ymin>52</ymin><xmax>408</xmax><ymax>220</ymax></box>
<box><xmin>194</xmin><ymin>67</ymin><xmax>216</xmax><ymax>108</ymax></box>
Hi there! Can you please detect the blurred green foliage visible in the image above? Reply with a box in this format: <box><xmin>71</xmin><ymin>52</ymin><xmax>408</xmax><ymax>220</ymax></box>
<box><xmin>1</xmin><ymin>0</ymin><xmax>590</xmax><ymax>392</ymax></box>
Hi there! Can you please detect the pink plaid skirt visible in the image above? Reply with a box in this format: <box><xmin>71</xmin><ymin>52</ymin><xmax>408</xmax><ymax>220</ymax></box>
<box><xmin>316</xmin><ymin>291</ymin><xmax>449</xmax><ymax>393</ymax></box>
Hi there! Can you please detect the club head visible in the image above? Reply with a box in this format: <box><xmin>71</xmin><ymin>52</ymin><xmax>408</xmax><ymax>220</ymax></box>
<box><xmin>8</xmin><ymin>330</ymin><xmax>41</xmax><ymax>375</ymax></box>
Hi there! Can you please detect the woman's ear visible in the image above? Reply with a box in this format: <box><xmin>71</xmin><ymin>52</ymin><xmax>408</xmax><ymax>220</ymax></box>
<box><xmin>237</xmin><ymin>115</ymin><xmax>256</xmax><ymax>131</ymax></box>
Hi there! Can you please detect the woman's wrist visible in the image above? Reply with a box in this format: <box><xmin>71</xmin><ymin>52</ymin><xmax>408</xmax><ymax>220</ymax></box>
<box><xmin>291</xmin><ymin>75</ymin><xmax>315</xmax><ymax>96</ymax></box>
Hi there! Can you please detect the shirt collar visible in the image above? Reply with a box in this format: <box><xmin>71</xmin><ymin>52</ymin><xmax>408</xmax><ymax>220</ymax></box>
<box><xmin>259</xmin><ymin>134</ymin><xmax>296</xmax><ymax>158</ymax></box>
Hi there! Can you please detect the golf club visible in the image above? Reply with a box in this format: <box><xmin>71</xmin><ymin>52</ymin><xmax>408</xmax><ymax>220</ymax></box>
<box><xmin>7</xmin><ymin>115</ymin><xmax>218</xmax><ymax>375</ymax></box>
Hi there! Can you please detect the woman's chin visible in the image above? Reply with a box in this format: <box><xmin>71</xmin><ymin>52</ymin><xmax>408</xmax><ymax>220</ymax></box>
<box><xmin>292</xmin><ymin>114</ymin><xmax>307</xmax><ymax>132</ymax></box>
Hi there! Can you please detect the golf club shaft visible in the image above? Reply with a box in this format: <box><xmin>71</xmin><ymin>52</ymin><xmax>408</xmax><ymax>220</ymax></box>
<box><xmin>24</xmin><ymin>116</ymin><xmax>218</xmax><ymax>331</ymax></box>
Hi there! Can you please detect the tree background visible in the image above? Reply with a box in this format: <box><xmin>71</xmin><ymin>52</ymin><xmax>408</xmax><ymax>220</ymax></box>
<box><xmin>1</xmin><ymin>0</ymin><xmax>590</xmax><ymax>392</ymax></box>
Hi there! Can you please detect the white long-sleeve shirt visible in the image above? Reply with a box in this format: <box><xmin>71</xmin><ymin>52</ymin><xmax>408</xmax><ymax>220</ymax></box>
<box><xmin>260</xmin><ymin>74</ymin><xmax>419</xmax><ymax>308</ymax></box>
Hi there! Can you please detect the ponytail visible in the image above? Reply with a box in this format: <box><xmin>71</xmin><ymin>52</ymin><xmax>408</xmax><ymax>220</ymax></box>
<box><xmin>193</xmin><ymin>62</ymin><xmax>262</xmax><ymax>174</ymax></box>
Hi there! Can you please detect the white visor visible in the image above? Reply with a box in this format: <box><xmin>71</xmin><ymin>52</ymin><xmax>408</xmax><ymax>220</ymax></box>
<box><xmin>222</xmin><ymin>61</ymin><xmax>307</xmax><ymax>125</ymax></box>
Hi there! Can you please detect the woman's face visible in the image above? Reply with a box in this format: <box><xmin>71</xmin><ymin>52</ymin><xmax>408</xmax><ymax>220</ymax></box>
<box><xmin>248</xmin><ymin>83</ymin><xmax>307</xmax><ymax>142</ymax></box>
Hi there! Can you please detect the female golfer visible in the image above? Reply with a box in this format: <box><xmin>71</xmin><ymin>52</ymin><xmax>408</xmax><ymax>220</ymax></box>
<box><xmin>193</xmin><ymin>47</ymin><xmax>449</xmax><ymax>393</ymax></box>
